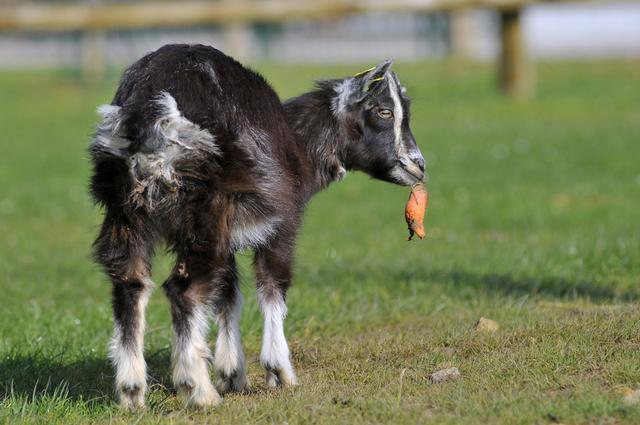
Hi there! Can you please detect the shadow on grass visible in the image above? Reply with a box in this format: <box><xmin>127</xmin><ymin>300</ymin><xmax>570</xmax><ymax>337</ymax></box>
<box><xmin>309</xmin><ymin>261</ymin><xmax>637</xmax><ymax>302</ymax></box>
<box><xmin>395</xmin><ymin>267</ymin><xmax>639</xmax><ymax>302</ymax></box>
<box><xmin>0</xmin><ymin>348</ymin><xmax>172</xmax><ymax>407</ymax></box>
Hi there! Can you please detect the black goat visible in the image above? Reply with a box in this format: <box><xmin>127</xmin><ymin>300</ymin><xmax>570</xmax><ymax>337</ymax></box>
<box><xmin>89</xmin><ymin>44</ymin><xmax>425</xmax><ymax>409</ymax></box>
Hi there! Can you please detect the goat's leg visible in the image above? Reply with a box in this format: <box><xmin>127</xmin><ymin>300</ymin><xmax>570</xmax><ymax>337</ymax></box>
<box><xmin>163</xmin><ymin>256</ymin><xmax>223</xmax><ymax>407</ymax></box>
<box><xmin>254</xmin><ymin>234</ymin><xmax>298</xmax><ymax>388</ymax></box>
<box><xmin>212</xmin><ymin>256</ymin><xmax>248</xmax><ymax>394</ymax></box>
<box><xmin>94</xmin><ymin>215</ymin><xmax>155</xmax><ymax>409</ymax></box>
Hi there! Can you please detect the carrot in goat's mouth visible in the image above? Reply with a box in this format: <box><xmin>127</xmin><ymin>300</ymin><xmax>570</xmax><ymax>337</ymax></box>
<box><xmin>405</xmin><ymin>182</ymin><xmax>428</xmax><ymax>240</ymax></box>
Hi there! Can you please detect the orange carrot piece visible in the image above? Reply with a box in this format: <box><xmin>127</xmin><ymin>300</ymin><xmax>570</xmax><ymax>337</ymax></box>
<box><xmin>405</xmin><ymin>182</ymin><xmax>428</xmax><ymax>240</ymax></box>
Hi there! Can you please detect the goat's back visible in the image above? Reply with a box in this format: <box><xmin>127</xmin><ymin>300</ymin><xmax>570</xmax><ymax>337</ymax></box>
<box><xmin>90</xmin><ymin>44</ymin><xmax>308</xmax><ymax>250</ymax></box>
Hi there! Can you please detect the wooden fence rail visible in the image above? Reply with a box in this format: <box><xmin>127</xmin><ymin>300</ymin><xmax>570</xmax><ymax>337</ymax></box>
<box><xmin>0</xmin><ymin>0</ymin><xmax>553</xmax><ymax>96</ymax></box>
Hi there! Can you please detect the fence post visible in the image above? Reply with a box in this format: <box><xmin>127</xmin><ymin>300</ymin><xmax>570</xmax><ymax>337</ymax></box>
<box><xmin>224</xmin><ymin>0</ymin><xmax>251</xmax><ymax>61</ymax></box>
<box><xmin>81</xmin><ymin>30</ymin><xmax>106</xmax><ymax>83</ymax></box>
<box><xmin>450</xmin><ymin>9</ymin><xmax>474</xmax><ymax>59</ymax></box>
<box><xmin>498</xmin><ymin>8</ymin><xmax>534</xmax><ymax>98</ymax></box>
<box><xmin>225</xmin><ymin>24</ymin><xmax>251</xmax><ymax>61</ymax></box>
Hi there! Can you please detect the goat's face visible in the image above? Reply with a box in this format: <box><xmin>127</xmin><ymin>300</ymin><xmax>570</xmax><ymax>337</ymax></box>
<box><xmin>335</xmin><ymin>60</ymin><xmax>425</xmax><ymax>186</ymax></box>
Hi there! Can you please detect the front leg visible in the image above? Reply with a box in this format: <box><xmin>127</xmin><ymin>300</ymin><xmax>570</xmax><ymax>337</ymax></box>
<box><xmin>254</xmin><ymin>232</ymin><xmax>298</xmax><ymax>388</ymax></box>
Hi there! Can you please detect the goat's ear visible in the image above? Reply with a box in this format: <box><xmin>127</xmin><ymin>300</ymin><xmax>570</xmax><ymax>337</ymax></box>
<box><xmin>336</xmin><ymin>60</ymin><xmax>394</xmax><ymax>112</ymax></box>
<box><xmin>354</xmin><ymin>59</ymin><xmax>393</xmax><ymax>101</ymax></box>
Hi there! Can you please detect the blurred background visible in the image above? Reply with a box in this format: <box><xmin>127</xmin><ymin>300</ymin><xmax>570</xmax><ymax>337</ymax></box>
<box><xmin>1</xmin><ymin>0</ymin><xmax>639</xmax><ymax>93</ymax></box>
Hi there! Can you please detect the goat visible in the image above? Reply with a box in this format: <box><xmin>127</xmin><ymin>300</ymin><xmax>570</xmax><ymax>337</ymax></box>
<box><xmin>89</xmin><ymin>44</ymin><xmax>425</xmax><ymax>409</ymax></box>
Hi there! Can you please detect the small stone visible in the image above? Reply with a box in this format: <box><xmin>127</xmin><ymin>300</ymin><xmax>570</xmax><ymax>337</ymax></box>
<box><xmin>615</xmin><ymin>386</ymin><xmax>640</xmax><ymax>404</ymax></box>
<box><xmin>475</xmin><ymin>317</ymin><xmax>499</xmax><ymax>333</ymax></box>
<box><xmin>624</xmin><ymin>391</ymin><xmax>640</xmax><ymax>404</ymax></box>
<box><xmin>430</xmin><ymin>367</ymin><xmax>461</xmax><ymax>383</ymax></box>
<box><xmin>614</xmin><ymin>385</ymin><xmax>634</xmax><ymax>397</ymax></box>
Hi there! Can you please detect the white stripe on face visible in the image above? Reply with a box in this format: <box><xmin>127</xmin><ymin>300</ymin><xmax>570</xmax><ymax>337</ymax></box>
<box><xmin>386</xmin><ymin>74</ymin><xmax>405</xmax><ymax>156</ymax></box>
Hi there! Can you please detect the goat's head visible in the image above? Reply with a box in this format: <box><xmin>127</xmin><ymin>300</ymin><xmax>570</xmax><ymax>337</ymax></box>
<box><xmin>333</xmin><ymin>60</ymin><xmax>425</xmax><ymax>186</ymax></box>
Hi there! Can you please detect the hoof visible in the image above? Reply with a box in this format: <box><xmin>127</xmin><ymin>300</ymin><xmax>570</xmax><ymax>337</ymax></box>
<box><xmin>265</xmin><ymin>367</ymin><xmax>298</xmax><ymax>388</ymax></box>
<box><xmin>177</xmin><ymin>381</ymin><xmax>222</xmax><ymax>408</ymax></box>
<box><xmin>215</xmin><ymin>370</ymin><xmax>249</xmax><ymax>394</ymax></box>
<box><xmin>117</xmin><ymin>383</ymin><xmax>146</xmax><ymax>410</ymax></box>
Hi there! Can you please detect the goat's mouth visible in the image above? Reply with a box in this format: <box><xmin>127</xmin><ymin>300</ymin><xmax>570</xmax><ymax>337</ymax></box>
<box><xmin>395</xmin><ymin>159</ymin><xmax>425</xmax><ymax>185</ymax></box>
<box><xmin>390</xmin><ymin>165</ymin><xmax>423</xmax><ymax>186</ymax></box>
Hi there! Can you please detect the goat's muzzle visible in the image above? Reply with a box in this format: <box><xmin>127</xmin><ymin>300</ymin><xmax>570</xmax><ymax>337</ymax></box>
<box><xmin>399</xmin><ymin>156</ymin><xmax>425</xmax><ymax>183</ymax></box>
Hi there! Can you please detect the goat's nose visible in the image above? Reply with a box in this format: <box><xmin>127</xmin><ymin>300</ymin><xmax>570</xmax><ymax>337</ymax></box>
<box><xmin>412</xmin><ymin>156</ymin><xmax>425</xmax><ymax>172</ymax></box>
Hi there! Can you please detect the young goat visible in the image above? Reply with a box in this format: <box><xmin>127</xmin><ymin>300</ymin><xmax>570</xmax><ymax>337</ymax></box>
<box><xmin>90</xmin><ymin>44</ymin><xmax>425</xmax><ymax>409</ymax></box>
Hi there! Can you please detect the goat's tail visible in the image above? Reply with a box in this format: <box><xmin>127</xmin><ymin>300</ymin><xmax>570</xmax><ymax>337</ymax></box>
<box><xmin>90</xmin><ymin>91</ymin><xmax>221</xmax><ymax>212</ymax></box>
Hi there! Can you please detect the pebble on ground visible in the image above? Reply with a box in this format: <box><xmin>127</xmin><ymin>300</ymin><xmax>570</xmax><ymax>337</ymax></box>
<box><xmin>430</xmin><ymin>367</ymin><xmax>461</xmax><ymax>383</ymax></box>
<box><xmin>475</xmin><ymin>317</ymin><xmax>499</xmax><ymax>333</ymax></box>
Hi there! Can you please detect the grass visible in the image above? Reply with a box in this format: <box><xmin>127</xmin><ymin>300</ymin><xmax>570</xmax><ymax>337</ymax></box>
<box><xmin>0</xmin><ymin>59</ymin><xmax>639</xmax><ymax>424</ymax></box>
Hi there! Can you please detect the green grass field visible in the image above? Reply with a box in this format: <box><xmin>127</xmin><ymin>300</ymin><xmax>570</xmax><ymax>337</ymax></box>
<box><xmin>1</xmin><ymin>60</ymin><xmax>639</xmax><ymax>424</ymax></box>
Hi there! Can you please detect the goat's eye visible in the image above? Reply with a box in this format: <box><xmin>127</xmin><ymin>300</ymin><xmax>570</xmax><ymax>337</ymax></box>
<box><xmin>377</xmin><ymin>109</ymin><xmax>393</xmax><ymax>119</ymax></box>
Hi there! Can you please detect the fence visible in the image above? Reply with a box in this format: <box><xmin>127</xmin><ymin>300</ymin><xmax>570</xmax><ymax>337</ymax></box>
<box><xmin>0</xmin><ymin>0</ymin><xmax>570</xmax><ymax>97</ymax></box>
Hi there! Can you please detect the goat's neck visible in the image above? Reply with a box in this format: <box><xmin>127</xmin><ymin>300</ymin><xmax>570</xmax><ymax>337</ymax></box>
<box><xmin>283</xmin><ymin>89</ymin><xmax>349</xmax><ymax>194</ymax></box>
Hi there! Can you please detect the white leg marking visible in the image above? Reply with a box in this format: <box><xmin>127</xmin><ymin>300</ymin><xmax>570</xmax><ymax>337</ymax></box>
<box><xmin>172</xmin><ymin>302</ymin><xmax>221</xmax><ymax>407</ymax></box>
<box><xmin>213</xmin><ymin>292</ymin><xmax>248</xmax><ymax>393</ymax></box>
<box><xmin>258</xmin><ymin>289</ymin><xmax>298</xmax><ymax>387</ymax></box>
<box><xmin>109</xmin><ymin>277</ymin><xmax>153</xmax><ymax>409</ymax></box>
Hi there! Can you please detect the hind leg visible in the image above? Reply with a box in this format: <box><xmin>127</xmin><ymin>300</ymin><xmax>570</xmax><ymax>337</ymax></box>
<box><xmin>212</xmin><ymin>256</ymin><xmax>248</xmax><ymax>394</ymax></box>
<box><xmin>94</xmin><ymin>213</ymin><xmax>155</xmax><ymax>409</ymax></box>
<box><xmin>163</xmin><ymin>254</ymin><xmax>238</xmax><ymax>407</ymax></box>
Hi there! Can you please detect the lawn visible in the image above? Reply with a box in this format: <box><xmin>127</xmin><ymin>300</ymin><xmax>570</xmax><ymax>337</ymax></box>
<box><xmin>0</xmin><ymin>59</ymin><xmax>639</xmax><ymax>424</ymax></box>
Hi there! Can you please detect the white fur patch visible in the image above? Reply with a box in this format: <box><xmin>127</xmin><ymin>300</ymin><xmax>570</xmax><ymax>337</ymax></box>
<box><xmin>230</xmin><ymin>217</ymin><xmax>281</xmax><ymax>251</ymax></box>
<box><xmin>214</xmin><ymin>292</ymin><xmax>246</xmax><ymax>384</ymax></box>
<box><xmin>171</xmin><ymin>302</ymin><xmax>221</xmax><ymax>406</ymax></box>
<box><xmin>93</xmin><ymin>105</ymin><xmax>131</xmax><ymax>155</ymax></box>
<box><xmin>258</xmin><ymin>289</ymin><xmax>297</xmax><ymax>386</ymax></box>
<box><xmin>152</xmin><ymin>92</ymin><xmax>218</xmax><ymax>154</ymax></box>
<box><xmin>109</xmin><ymin>277</ymin><xmax>154</xmax><ymax>408</ymax></box>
